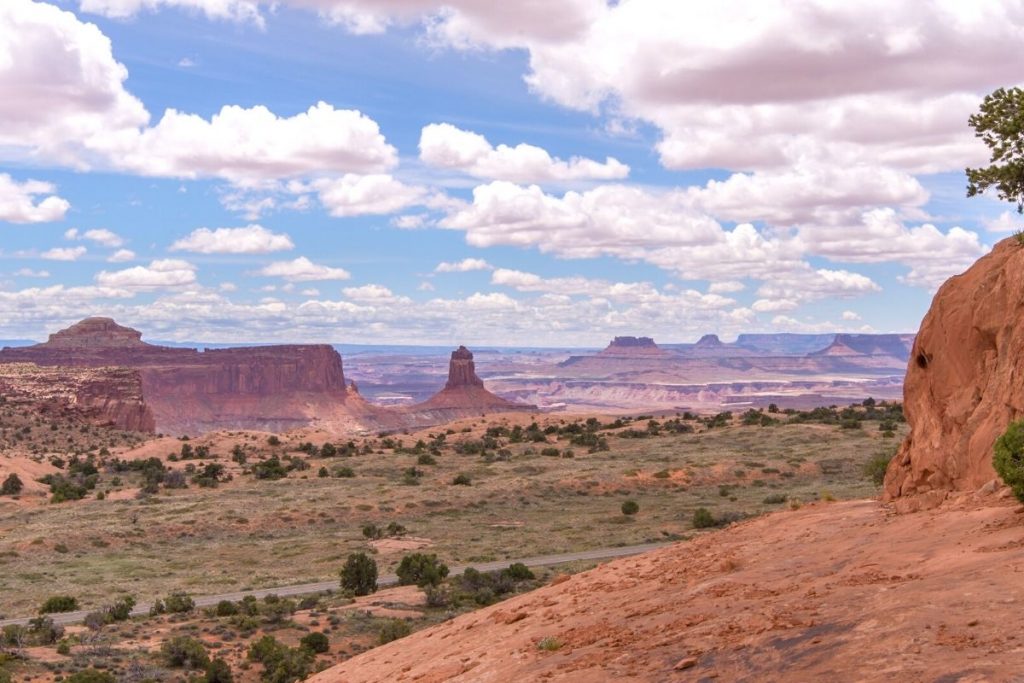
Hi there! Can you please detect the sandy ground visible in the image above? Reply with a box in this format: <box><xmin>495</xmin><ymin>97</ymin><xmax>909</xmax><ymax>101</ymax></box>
<box><xmin>309</xmin><ymin>496</ymin><xmax>1024</xmax><ymax>683</ymax></box>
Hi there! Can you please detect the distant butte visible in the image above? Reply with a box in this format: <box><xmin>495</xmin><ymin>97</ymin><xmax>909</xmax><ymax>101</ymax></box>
<box><xmin>410</xmin><ymin>345</ymin><xmax>533</xmax><ymax>414</ymax></box>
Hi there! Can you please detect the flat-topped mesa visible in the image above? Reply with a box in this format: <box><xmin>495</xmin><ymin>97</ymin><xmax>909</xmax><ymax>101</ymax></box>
<box><xmin>0</xmin><ymin>317</ymin><xmax>352</xmax><ymax>434</ymax></box>
<box><xmin>884</xmin><ymin>237</ymin><xmax>1024</xmax><ymax>511</ymax></box>
<box><xmin>44</xmin><ymin>317</ymin><xmax>145</xmax><ymax>348</ymax></box>
<box><xmin>445</xmin><ymin>345</ymin><xmax>485</xmax><ymax>389</ymax></box>
<box><xmin>610</xmin><ymin>336</ymin><xmax>657</xmax><ymax>349</ymax></box>
<box><xmin>599</xmin><ymin>336</ymin><xmax>666</xmax><ymax>357</ymax></box>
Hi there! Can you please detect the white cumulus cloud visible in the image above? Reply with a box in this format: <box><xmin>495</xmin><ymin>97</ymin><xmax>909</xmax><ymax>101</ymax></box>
<box><xmin>171</xmin><ymin>225</ymin><xmax>295</xmax><ymax>254</ymax></box>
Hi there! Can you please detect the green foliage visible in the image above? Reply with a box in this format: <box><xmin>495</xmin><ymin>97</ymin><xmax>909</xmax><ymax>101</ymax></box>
<box><xmin>762</xmin><ymin>493</ymin><xmax>788</xmax><ymax>505</ymax></box>
<box><xmin>994</xmin><ymin>419</ymin><xmax>1024</xmax><ymax>502</ymax></box>
<box><xmin>396</xmin><ymin>553</ymin><xmax>449</xmax><ymax>588</ymax></box>
<box><xmin>248</xmin><ymin>635</ymin><xmax>313</xmax><ymax>683</ymax></box>
<box><xmin>692</xmin><ymin>507</ymin><xmax>716</xmax><ymax>529</ymax></box>
<box><xmin>151</xmin><ymin>591</ymin><xmax>195</xmax><ymax>615</ymax></box>
<box><xmin>620</xmin><ymin>500</ymin><xmax>639</xmax><ymax>516</ymax></box>
<box><xmin>378</xmin><ymin>619</ymin><xmax>412</xmax><ymax>644</ymax></box>
<box><xmin>299</xmin><ymin>631</ymin><xmax>329</xmax><ymax>654</ymax></box>
<box><xmin>966</xmin><ymin>87</ymin><xmax>1024</xmax><ymax>213</ymax></box>
<box><xmin>203</xmin><ymin>658</ymin><xmax>234</xmax><ymax>683</ymax></box>
<box><xmin>162</xmin><ymin>635</ymin><xmax>210</xmax><ymax>669</ymax></box>
<box><xmin>39</xmin><ymin>595</ymin><xmax>78</xmax><ymax>614</ymax></box>
<box><xmin>253</xmin><ymin>457</ymin><xmax>288</xmax><ymax>480</ymax></box>
<box><xmin>104</xmin><ymin>595</ymin><xmax>136</xmax><ymax>622</ymax></box>
<box><xmin>340</xmin><ymin>552</ymin><xmax>378</xmax><ymax>596</ymax></box>
<box><xmin>452</xmin><ymin>473</ymin><xmax>471</xmax><ymax>486</ymax></box>
<box><xmin>0</xmin><ymin>473</ymin><xmax>22</xmax><ymax>495</ymax></box>
<box><xmin>863</xmin><ymin>449</ymin><xmax>895</xmax><ymax>486</ymax></box>
<box><xmin>66</xmin><ymin>670</ymin><xmax>116</xmax><ymax>683</ymax></box>
<box><xmin>504</xmin><ymin>562</ymin><xmax>534</xmax><ymax>581</ymax></box>
<box><xmin>215</xmin><ymin>600</ymin><xmax>239</xmax><ymax>616</ymax></box>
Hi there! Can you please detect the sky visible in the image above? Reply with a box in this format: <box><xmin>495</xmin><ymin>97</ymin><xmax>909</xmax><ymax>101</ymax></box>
<box><xmin>0</xmin><ymin>0</ymin><xmax>1019</xmax><ymax>345</ymax></box>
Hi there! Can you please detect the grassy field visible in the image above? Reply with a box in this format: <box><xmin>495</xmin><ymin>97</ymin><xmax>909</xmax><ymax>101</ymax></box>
<box><xmin>0</xmin><ymin>404</ymin><xmax>903</xmax><ymax>618</ymax></box>
<box><xmin>0</xmin><ymin>403</ymin><xmax>904</xmax><ymax>681</ymax></box>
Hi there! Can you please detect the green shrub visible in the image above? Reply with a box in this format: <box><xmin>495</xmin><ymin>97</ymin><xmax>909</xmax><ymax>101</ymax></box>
<box><xmin>247</xmin><ymin>635</ymin><xmax>312</xmax><ymax>683</ymax></box>
<box><xmin>39</xmin><ymin>595</ymin><xmax>78</xmax><ymax>614</ymax></box>
<box><xmin>340</xmin><ymin>552</ymin><xmax>378</xmax><ymax>596</ymax></box>
<box><xmin>762</xmin><ymin>493</ymin><xmax>788</xmax><ymax>505</ymax></box>
<box><xmin>104</xmin><ymin>595</ymin><xmax>136</xmax><ymax>622</ymax></box>
<box><xmin>162</xmin><ymin>635</ymin><xmax>209</xmax><ymax>669</ymax></box>
<box><xmin>152</xmin><ymin>591</ymin><xmax>194</xmax><ymax>615</ymax></box>
<box><xmin>502</xmin><ymin>562</ymin><xmax>535</xmax><ymax>581</ymax></box>
<box><xmin>692</xmin><ymin>508</ymin><xmax>716</xmax><ymax>529</ymax></box>
<box><xmin>620</xmin><ymin>500</ymin><xmax>639</xmax><ymax>516</ymax></box>
<box><xmin>299</xmin><ymin>631</ymin><xmax>329</xmax><ymax>654</ymax></box>
<box><xmin>215</xmin><ymin>600</ymin><xmax>239</xmax><ymax>616</ymax></box>
<box><xmin>1</xmin><ymin>473</ymin><xmax>22</xmax><ymax>496</ymax></box>
<box><xmin>203</xmin><ymin>658</ymin><xmax>234</xmax><ymax>683</ymax></box>
<box><xmin>863</xmin><ymin>449</ymin><xmax>894</xmax><ymax>486</ymax></box>
<box><xmin>396</xmin><ymin>553</ymin><xmax>449</xmax><ymax>588</ymax></box>
<box><xmin>452</xmin><ymin>473</ymin><xmax>471</xmax><ymax>486</ymax></box>
<box><xmin>994</xmin><ymin>419</ymin><xmax>1024</xmax><ymax>502</ymax></box>
<box><xmin>378</xmin><ymin>619</ymin><xmax>412</xmax><ymax>644</ymax></box>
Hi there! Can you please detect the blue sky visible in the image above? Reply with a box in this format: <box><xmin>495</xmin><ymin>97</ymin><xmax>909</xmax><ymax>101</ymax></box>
<box><xmin>0</xmin><ymin>0</ymin><xmax>1018</xmax><ymax>345</ymax></box>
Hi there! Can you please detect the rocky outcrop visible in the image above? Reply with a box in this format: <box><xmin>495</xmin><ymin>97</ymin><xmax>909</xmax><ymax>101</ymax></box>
<box><xmin>0</xmin><ymin>363</ymin><xmax>155</xmax><ymax>432</ymax></box>
<box><xmin>884</xmin><ymin>238</ymin><xmax>1023</xmax><ymax>509</ymax></box>
<box><xmin>0</xmin><ymin>319</ymin><xmax>351</xmax><ymax>434</ymax></box>
<box><xmin>445</xmin><ymin>346</ymin><xmax>485</xmax><ymax>389</ymax></box>
<box><xmin>407</xmin><ymin>346</ymin><xmax>533</xmax><ymax>416</ymax></box>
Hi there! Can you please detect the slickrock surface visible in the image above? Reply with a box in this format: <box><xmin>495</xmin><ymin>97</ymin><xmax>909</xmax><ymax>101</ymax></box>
<box><xmin>309</xmin><ymin>499</ymin><xmax>1024</xmax><ymax>683</ymax></box>
<box><xmin>0</xmin><ymin>363</ymin><xmax>154</xmax><ymax>432</ymax></box>
<box><xmin>885</xmin><ymin>237</ymin><xmax>1024</xmax><ymax>509</ymax></box>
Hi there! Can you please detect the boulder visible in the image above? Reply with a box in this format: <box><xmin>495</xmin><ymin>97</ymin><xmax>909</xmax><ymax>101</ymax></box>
<box><xmin>884</xmin><ymin>237</ymin><xmax>1024</xmax><ymax>508</ymax></box>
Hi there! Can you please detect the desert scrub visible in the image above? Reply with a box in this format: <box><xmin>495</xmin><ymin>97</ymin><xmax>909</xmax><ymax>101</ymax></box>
<box><xmin>692</xmin><ymin>507</ymin><xmax>716</xmax><ymax>529</ymax></box>
<box><xmin>863</xmin><ymin>448</ymin><xmax>895</xmax><ymax>486</ymax></box>
<box><xmin>537</xmin><ymin>636</ymin><xmax>563</xmax><ymax>651</ymax></box>
<box><xmin>994</xmin><ymin>420</ymin><xmax>1024</xmax><ymax>502</ymax></box>
<box><xmin>379</xmin><ymin>619</ymin><xmax>412</xmax><ymax>644</ymax></box>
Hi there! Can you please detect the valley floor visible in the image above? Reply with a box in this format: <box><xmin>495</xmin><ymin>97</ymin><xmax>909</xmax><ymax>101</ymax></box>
<box><xmin>312</xmin><ymin>496</ymin><xmax>1024</xmax><ymax>682</ymax></box>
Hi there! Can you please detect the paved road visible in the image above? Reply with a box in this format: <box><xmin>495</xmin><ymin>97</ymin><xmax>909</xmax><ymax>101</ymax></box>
<box><xmin>0</xmin><ymin>542</ymin><xmax>669</xmax><ymax>628</ymax></box>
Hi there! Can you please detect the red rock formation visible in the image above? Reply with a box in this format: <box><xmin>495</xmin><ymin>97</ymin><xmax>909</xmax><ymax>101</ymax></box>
<box><xmin>309</xmin><ymin>500</ymin><xmax>1024</xmax><ymax>682</ymax></box>
<box><xmin>0</xmin><ymin>363</ymin><xmax>155</xmax><ymax>432</ymax></box>
<box><xmin>0</xmin><ymin>318</ymin><xmax>351</xmax><ymax>434</ymax></box>
<box><xmin>445</xmin><ymin>345</ymin><xmax>485</xmax><ymax>389</ymax></box>
<box><xmin>408</xmin><ymin>346</ymin><xmax>532</xmax><ymax>415</ymax></box>
<box><xmin>598</xmin><ymin>336</ymin><xmax>666</xmax><ymax>357</ymax></box>
<box><xmin>884</xmin><ymin>237</ymin><xmax>1024</xmax><ymax>510</ymax></box>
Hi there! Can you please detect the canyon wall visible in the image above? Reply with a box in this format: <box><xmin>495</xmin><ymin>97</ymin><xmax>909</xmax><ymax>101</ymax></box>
<box><xmin>0</xmin><ymin>363</ymin><xmax>155</xmax><ymax>432</ymax></box>
<box><xmin>0</xmin><ymin>318</ymin><xmax>350</xmax><ymax>434</ymax></box>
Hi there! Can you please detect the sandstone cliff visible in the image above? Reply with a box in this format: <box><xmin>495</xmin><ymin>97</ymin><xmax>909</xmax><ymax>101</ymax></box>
<box><xmin>0</xmin><ymin>318</ymin><xmax>351</xmax><ymax>434</ymax></box>
<box><xmin>884</xmin><ymin>237</ymin><xmax>1023</xmax><ymax>509</ymax></box>
<box><xmin>0</xmin><ymin>363</ymin><xmax>154</xmax><ymax>432</ymax></box>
